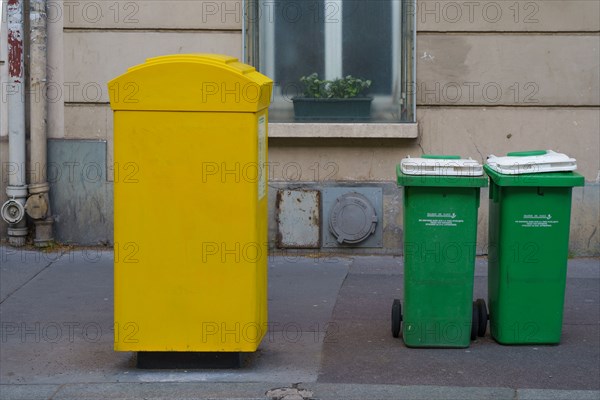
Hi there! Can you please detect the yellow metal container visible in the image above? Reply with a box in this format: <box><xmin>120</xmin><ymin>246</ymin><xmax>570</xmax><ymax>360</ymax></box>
<box><xmin>108</xmin><ymin>54</ymin><xmax>273</xmax><ymax>353</ymax></box>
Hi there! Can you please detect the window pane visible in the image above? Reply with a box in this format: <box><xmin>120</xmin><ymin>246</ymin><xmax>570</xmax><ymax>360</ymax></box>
<box><xmin>343</xmin><ymin>0</ymin><xmax>392</xmax><ymax>95</ymax></box>
<box><xmin>275</xmin><ymin>0</ymin><xmax>325</xmax><ymax>91</ymax></box>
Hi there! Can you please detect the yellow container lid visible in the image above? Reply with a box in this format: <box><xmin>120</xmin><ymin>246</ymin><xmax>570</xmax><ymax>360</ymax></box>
<box><xmin>108</xmin><ymin>54</ymin><xmax>273</xmax><ymax>112</ymax></box>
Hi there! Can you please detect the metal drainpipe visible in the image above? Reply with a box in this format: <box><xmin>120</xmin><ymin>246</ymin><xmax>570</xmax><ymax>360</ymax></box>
<box><xmin>1</xmin><ymin>0</ymin><xmax>28</xmax><ymax>246</ymax></box>
<box><xmin>25</xmin><ymin>0</ymin><xmax>53</xmax><ymax>246</ymax></box>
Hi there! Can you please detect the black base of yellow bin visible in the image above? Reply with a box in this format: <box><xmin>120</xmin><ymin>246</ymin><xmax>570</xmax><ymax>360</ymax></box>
<box><xmin>137</xmin><ymin>351</ymin><xmax>247</xmax><ymax>369</ymax></box>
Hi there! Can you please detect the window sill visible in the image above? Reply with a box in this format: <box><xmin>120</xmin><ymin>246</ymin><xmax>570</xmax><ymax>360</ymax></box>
<box><xmin>268</xmin><ymin>122</ymin><xmax>418</xmax><ymax>139</ymax></box>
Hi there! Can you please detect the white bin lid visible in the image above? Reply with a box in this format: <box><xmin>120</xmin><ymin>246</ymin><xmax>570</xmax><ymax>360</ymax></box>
<box><xmin>486</xmin><ymin>150</ymin><xmax>577</xmax><ymax>175</ymax></box>
<box><xmin>400</xmin><ymin>155</ymin><xmax>484</xmax><ymax>176</ymax></box>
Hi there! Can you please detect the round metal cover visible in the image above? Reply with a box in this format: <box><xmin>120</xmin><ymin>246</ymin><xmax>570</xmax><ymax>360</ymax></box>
<box><xmin>25</xmin><ymin>194</ymin><xmax>49</xmax><ymax>220</ymax></box>
<box><xmin>329</xmin><ymin>192</ymin><xmax>378</xmax><ymax>244</ymax></box>
<box><xmin>1</xmin><ymin>200</ymin><xmax>25</xmax><ymax>224</ymax></box>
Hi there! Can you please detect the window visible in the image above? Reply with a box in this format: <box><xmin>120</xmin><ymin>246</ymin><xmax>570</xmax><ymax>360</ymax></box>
<box><xmin>244</xmin><ymin>0</ymin><xmax>416</xmax><ymax>123</ymax></box>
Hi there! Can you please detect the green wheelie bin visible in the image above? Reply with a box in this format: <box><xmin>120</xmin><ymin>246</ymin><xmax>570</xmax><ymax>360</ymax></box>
<box><xmin>392</xmin><ymin>155</ymin><xmax>489</xmax><ymax>348</ymax></box>
<box><xmin>485</xmin><ymin>150</ymin><xmax>585</xmax><ymax>344</ymax></box>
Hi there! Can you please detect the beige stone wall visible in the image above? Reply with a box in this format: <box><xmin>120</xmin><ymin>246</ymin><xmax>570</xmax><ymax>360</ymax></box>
<box><xmin>413</xmin><ymin>1</ymin><xmax>600</xmax><ymax>255</ymax></box>
<box><xmin>265</xmin><ymin>0</ymin><xmax>600</xmax><ymax>254</ymax></box>
<box><xmin>55</xmin><ymin>0</ymin><xmax>599</xmax><ymax>181</ymax></box>
<box><xmin>60</xmin><ymin>0</ymin><xmax>243</xmax><ymax>181</ymax></box>
<box><xmin>1</xmin><ymin>0</ymin><xmax>244</xmax><ymax>235</ymax></box>
<box><xmin>417</xmin><ymin>35</ymin><xmax>599</xmax><ymax>106</ymax></box>
<box><xmin>417</xmin><ymin>0</ymin><xmax>599</xmax><ymax>32</ymax></box>
<box><xmin>53</xmin><ymin>1</ymin><xmax>599</xmax><ymax>167</ymax></box>
<box><xmin>1</xmin><ymin>0</ymin><xmax>598</xmax><ymax>252</ymax></box>
<box><xmin>412</xmin><ymin>0</ymin><xmax>599</xmax><ymax>184</ymax></box>
<box><xmin>62</xmin><ymin>1</ymin><xmax>242</xmax><ymax>30</ymax></box>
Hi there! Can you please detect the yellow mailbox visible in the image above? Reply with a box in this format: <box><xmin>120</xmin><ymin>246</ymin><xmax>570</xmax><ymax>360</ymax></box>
<box><xmin>108</xmin><ymin>54</ymin><xmax>272</xmax><ymax>366</ymax></box>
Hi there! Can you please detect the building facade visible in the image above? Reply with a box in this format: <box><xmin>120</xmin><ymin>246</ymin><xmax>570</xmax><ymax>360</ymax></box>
<box><xmin>1</xmin><ymin>0</ymin><xmax>599</xmax><ymax>255</ymax></box>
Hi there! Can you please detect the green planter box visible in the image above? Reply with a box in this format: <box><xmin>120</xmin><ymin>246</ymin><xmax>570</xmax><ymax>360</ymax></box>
<box><xmin>292</xmin><ymin>97</ymin><xmax>372</xmax><ymax>121</ymax></box>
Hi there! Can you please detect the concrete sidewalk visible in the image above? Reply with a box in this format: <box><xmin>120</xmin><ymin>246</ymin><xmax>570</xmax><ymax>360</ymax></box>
<box><xmin>0</xmin><ymin>246</ymin><xmax>598</xmax><ymax>400</ymax></box>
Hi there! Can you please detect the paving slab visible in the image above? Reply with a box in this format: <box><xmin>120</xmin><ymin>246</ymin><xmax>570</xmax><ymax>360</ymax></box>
<box><xmin>50</xmin><ymin>382</ymin><xmax>274</xmax><ymax>399</ymax></box>
<box><xmin>312</xmin><ymin>383</ymin><xmax>516</xmax><ymax>400</ymax></box>
<box><xmin>268</xmin><ymin>256</ymin><xmax>351</xmax><ymax>332</ymax></box>
<box><xmin>517</xmin><ymin>389</ymin><xmax>600</xmax><ymax>400</ymax></box>
<box><xmin>0</xmin><ymin>251</ymin><xmax>349</xmax><ymax>386</ymax></box>
<box><xmin>0</xmin><ymin>247</ymin><xmax>65</xmax><ymax>303</ymax></box>
<box><xmin>0</xmin><ymin>384</ymin><xmax>61</xmax><ymax>400</ymax></box>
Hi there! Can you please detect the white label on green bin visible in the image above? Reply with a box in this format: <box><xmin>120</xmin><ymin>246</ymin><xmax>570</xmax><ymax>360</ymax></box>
<box><xmin>258</xmin><ymin>115</ymin><xmax>266</xmax><ymax>200</ymax></box>
<box><xmin>419</xmin><ymin>212</ymin><xmax>464</xmax><ymax>227</ymax></box>
<box><xmin>515</xmin><ymin>214</ymin><xmax>558</xmax><ymax>228</ymax></box>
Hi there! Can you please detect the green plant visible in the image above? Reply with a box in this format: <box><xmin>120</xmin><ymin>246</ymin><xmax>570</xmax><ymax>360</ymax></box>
<box><xmin>299</xmin><ymin>73</ymin><xmax>372</xmax><ymax>99</ymax></box>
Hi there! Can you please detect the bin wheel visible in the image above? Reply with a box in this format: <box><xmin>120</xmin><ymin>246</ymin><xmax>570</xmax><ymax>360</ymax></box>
<box><xmin>476</xmin><ymin>298</ymin><xmax>488</xmax><ymax>337</ymax></box>
<box><xmin>391</xmin><ymin>299</ymin><xmax>402</xmax><ymax>338</ymax></box>
<box><xmin>471</xmin><ymin>301</ymin><xmax>479</xmax><ymax>340</ymax></box>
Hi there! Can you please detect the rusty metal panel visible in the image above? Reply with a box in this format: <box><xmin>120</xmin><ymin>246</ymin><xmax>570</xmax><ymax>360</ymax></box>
<box><xmin>276</xmin><ymin>189</ymin><xmax>321</xmax><ymax>249</ymax></box>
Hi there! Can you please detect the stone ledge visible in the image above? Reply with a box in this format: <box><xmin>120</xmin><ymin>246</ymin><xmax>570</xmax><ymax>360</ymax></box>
<box><xmin>268</xmin><ymin>123</ymin><xmax>419</xmax><ymax>139</ymax></box>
